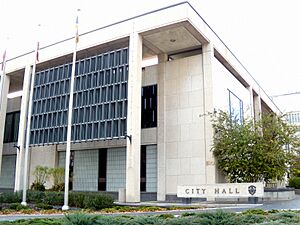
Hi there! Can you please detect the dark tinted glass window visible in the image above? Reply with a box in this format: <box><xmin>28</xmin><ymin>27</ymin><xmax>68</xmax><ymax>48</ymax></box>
<box><xmin>4</xmin><ymin>111</ymin><xmax>20</xmax><ymax>143</ymax></box>
<box><xmin>141</xmin><ymin>85</ymin><xmax>157</xmax><ymax>128</ymax></box>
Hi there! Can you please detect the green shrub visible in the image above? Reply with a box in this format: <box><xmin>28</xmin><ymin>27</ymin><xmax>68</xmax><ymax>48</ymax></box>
<box><xmin>30</xmin><ymin>182</ymin><xmax>46</xmax><ymax>191</ymax></box>
<box><xmin>269</xmin><ymin>211</ymin><xmax>300</xmax><ymax>223</ymax></box>
<box><xmin>195</xmin><ymin>210</ymin><xmax>235</xmax><ymax>221</ymax></box>
<box><xmin>26</xmin><ymin>190</ymin><xmax>63</xmax><ymax>206</ymax></box>
<box><xmin>49</xmin><ymin>167</ymin><xmax>65</xmax><ymax>192</ymax></box>
<box><xmin>36</xmin><ymin>203</ymin><xmax>53</xmax><ymax>210</ymax></box>
<box><xmin>26</xmin><ymin>190</ymin><xmax>46</xmax><ymax>204</ymax></box>
<box><xmin>30</xmin><ymin>166</ymin><xmax>49</xmax><ymax>191</ymax></box>
<box><xmin>62</xmin><ymin>213</ymin><xmax>97</xmax><ymax>225</ymax></box>
<box><xmin>233</xmin><ymin>214</ymin><xmax>266</xmax><ymax>225</ymax></box>
<box><xmin>69</xmin><ymin>192</ymin><xmax>86</xmax><ymax>208</ymax></box>
<box><xmin>9</xmin><ymin>203</ymin><xmax>29</xmax><ymax>211</ymax></box>
<box><xmin>289</xmin><ymin>177</ymin><xmax>300</xmax><ymax>188</ymax></box>
<box><xmin>43</xmin><ymin>192</ymin><xmax>64</xmax><ymax>205</ymax></box>
<box><xmin>83</xmin><ymin>193</ymin><xmax>114</xmax><ymax>210</ymax></box>
<box><xmin>0</xmin><ymin>192</ymin><xmax>21</xmax><ymax>203</ymax></box>
<box><xmin>157</xmin><ymin>214</ymin><xmax>174</xmax><ymax>219</ymax></box>
<box><xmin>123</xmin><ymin>216</ymin><xmax>164</xmax><ymax>225</ymax></box>
<box><xmin>1</xmin><ymin>191</ymin><xmax>113</xmax><ymax>210</ymax></box>
<box><xmin>242</xmin><ymin>208</ymin><xmax>267</xmax><ymax>215</ymax></box>
<box><xmin>1</xmin><ymin>218</ymin><xmax>63</xmax><ymax>224</ymax></box>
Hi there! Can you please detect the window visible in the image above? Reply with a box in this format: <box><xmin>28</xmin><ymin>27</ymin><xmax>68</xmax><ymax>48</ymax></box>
<box><xmin>4</xmin><ymin>111</ymin><xmax>20</xmax><ymax>143</ymax></box>
<box><xmin>98</xmin><ymin>149</ymin><xmax>107</xmax><ymax>191</ymax></box>
<box><xmin>141</xmin><ymin>85</ymin><xmax>157</xmax><ymax>128</ymax></box>
<box><xmin>30</xmin><ymin>47</ymin><xmax>129</xmax><ymax>145</ymax></box>
<box><xmin>228</xmin><ymin>90</ymin><xmax>243</xmax><ymax>123</ymax></box>
<box><xmin>140</xmin><ymin>146</ymin><xmax>146</xmax><ymax>192</ymax></box>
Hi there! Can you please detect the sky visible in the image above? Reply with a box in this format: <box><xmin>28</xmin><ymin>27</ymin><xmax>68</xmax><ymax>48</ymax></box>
<box><xmin>1</xmin><ymin>0</ymin><xmax>300</xmax><ymax>97</ymax></box>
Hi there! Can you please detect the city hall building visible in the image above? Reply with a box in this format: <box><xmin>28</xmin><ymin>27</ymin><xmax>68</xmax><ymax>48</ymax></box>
<box><xmin>0</xmin><ymin>2</ymin><xmax>279</xmax><ymax>202</ymax></box>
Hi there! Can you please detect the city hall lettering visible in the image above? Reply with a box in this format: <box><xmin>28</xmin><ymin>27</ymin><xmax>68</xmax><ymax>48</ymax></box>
<box><xmin>177</xmin><ymin>183</ymin><xmax>264</xmax><ymax>198</ymax></box>
<box><xmin>184</xmin><ymin>187</ymin><xmax>240</xmax><ymax>195</ymax></box>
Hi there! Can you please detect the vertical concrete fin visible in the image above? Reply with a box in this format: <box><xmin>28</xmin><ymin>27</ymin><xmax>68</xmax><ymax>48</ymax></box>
<box><xmin>125</xmin><ymin>28</ymin><xmax>142</xmax><ymax>203</ymax></box>
<box><xmin>14</xmin><ymin>65</ymin><xmax>31</xmax><ymax>191</ymax></box>
<box><xmin>0</xmin><ymin>73</ymin><xmax>10</xmax><ymax>175</ymax></box>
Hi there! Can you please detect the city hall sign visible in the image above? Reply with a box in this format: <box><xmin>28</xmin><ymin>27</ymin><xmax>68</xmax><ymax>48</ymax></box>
<box><xmin>177</xmin><ymin>183</ymin><xmax>264</xmax><ymax>198</ymax></box>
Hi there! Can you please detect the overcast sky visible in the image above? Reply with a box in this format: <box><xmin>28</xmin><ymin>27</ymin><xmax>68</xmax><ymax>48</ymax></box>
<box><xmin>1</xmin><ymin>0</ymin><xmax>299</xmax><ymax>97</ymax></box>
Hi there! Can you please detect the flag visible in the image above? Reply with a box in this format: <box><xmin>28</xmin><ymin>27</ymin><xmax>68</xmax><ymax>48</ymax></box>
<box><xmin>1</xmin><ymin>49</ymin><xmax>6</xmax><ymax>71</ymax></box>
<box><xmin>36</xmin><ymin>42</ymin><xmax>40</xmax><ymax>62</ymax></box>
<box><xmin>75</xmin><ymin>16</ymin><xmax>79</xmax><ymax>43</ymax></box>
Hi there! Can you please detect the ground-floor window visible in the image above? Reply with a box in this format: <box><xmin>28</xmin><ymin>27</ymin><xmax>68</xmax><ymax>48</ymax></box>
<box><xmin>58</xmin><ymin>145</ymin><xmax>157</xmax><ymax>192</ymax></box>
<box><xmin>0</xmin><ymin>155</ymin><xmax>16</xmax><ymax>189</ymax></box>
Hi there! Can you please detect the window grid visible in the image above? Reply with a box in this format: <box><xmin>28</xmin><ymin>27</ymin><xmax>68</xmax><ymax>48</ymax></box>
<box><xmin>30</xmin><ymin>47</ymin><xmax>128</xmax><ymax>145</ymax></box>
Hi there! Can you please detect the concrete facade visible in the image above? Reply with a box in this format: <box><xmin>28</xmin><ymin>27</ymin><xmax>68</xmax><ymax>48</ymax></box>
<box><xmin>0</xmin><ymin>2</ymin><xmax>280</xmax><ymax>203</ymax></box>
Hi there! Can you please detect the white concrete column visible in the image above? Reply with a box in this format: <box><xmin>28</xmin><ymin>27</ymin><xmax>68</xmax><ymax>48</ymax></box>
<box><xmin>14</xmin><ymin>65</ymin><xmax>31</xmax><ymax>191</ymax></box>
<box><xmin>125</xmin><ymin>30</ymin><xmax>142</xmax><ymax>202</ymax></box>
<box><xmin>157</xmin><ymin>53</ymin><xmax>167</xmax><ymax>201</ymax></box>
<box><xmin>254</xmin><ymin>94</ymin><xmax>262</xmax><ymax>120</ymax></box>
<box><xmin>0</xmin><ymin>72</ymin><xmax>10</xmax><ymax>174</ymax></box>
<box><xmin>247</xmin><ymin>86</ymin><xmax>254</xmax><ymax>118</ymax></box>
<box><xmin>201</xmin><ymin>43</ymin><xmax>216</xmax><ymax>184</ymax></box>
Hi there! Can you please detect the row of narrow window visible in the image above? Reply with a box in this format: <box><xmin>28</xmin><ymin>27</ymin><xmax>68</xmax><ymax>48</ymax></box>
<box><xmin>32</xmin><ymin>84</ymin><xmax>127</xmax><ymax>115</ymax></box>
<box><xmin>33</xmin><ymin>66</ymin><xmax>128</xmax><ymax>100</ymax></box>
<box><xmin>34</xmin><ymin>49</ymin><xmax>128</xmax><ymax>86</ymax></box>
<box><xmin>5</xmin><ymin>84</ymin><xmax>157</xmax><ymax>144</ymax></box>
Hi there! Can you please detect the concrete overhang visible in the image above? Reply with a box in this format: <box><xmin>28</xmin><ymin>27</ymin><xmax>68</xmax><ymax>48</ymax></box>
<box><xmin>4</xmin><ymin>2</ymin><xmax>209</xmax><ymax>75</ymax></box>
<box><xmin>142</xmin><ymin>21</ymin><xmax>203</xmax><ymax>57</ymax></box>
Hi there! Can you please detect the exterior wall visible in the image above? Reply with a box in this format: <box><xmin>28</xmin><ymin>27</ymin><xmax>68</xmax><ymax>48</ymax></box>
<box><xmin>153</xmin><ymin>54</ymin><xmax>207</xmax><ymax>195</ymax></box>
<box><xmin>212</xmin><ymin>57</ymin><xmax>251</xmax><ymax>116</ymax></box>
<box><xmin>106</xmin><ymin>147</ymin><xmax>126</xmax><ymax>191</ymax></box>
<box><xmin>73</xmin><ymin>149</ymin><xmax>99</xmax><ymax>191</ymax></box>
<box><xmin>29</xmin><ymin>145</ymin><xmax>57</xmax><ymax>189</ymax></box>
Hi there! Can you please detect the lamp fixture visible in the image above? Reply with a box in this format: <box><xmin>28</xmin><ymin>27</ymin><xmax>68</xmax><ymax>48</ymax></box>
<box><xmin>124</xmin><ymin>132</ymin><xmax>132</xmax><ymax>143</ymax></box>
<box><xmin>13</xmin><ymin>144</ymin><xmax>20</xmax><ymax>150</ymax></box>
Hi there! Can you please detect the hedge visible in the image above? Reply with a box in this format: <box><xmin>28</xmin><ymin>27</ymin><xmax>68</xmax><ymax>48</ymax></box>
<box><xmin>0</xmin><ymin>191</ymin><xmax>113</xmax><ymax>209</ymax></box>
<box><xmin>288</xmin><ymin>177</ymin><xmax>300</xmax><ymax>189</ymax></box>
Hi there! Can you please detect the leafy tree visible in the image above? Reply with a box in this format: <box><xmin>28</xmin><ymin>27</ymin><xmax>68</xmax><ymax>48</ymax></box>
<box><xmin>211</xmin><ymin>111</ymin><xmax>300</xmax><ymax>183</ymax></box>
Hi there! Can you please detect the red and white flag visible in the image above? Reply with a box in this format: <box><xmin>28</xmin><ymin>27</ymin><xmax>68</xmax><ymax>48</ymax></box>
<box><xmin>36</xmin><ymin>42</ymin><xmax>40</xmax><ymax>62</ymax></box>
<box><xmin>75</xmin><ymin>15</ymin><xmax>79</xmax><ymax>43</ymax></box>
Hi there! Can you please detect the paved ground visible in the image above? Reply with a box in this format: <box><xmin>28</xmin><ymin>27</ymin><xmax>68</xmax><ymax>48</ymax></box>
<box><xmin>1</xmin><ymin>196</ymin><xmax>300</xmax><ymax>222</ymax></box>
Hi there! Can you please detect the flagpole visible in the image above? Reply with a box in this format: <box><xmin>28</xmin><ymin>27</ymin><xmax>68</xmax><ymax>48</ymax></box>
<box><xmin>62</xmin><ymin>9</ymin><xmax>80</xmax><ymax>211</ymax></box>
<box><xmin>21</xmin><ymin>40</ymin><xmax>39</xmax><ymax>206</ymax></box>
<box><xmin>0</xmin><ymin>49</ymin><xmax>6</xmax><ymax>113</ymax></box>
